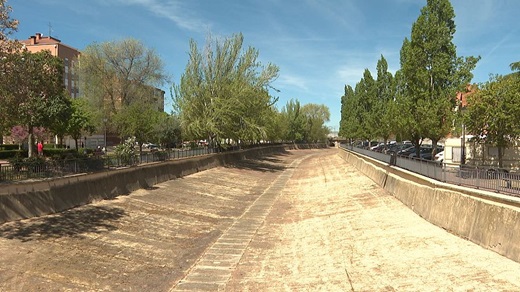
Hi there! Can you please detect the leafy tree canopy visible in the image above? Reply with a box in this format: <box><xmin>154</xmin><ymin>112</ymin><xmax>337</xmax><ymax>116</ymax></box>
<box><xmin>79</xmin><ymin>38</ymin><xmax>168</xmax><ymax>131</ymax></box>
<box><xmin>173</xmin><ymin>33</ymin><xmax>279</xmax><ymax>145</ymax></box>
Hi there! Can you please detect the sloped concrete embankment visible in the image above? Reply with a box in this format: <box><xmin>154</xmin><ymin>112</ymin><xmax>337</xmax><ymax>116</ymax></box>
<box><xmin>0</xmin><ymin>146</ymin><xmax>294</xmax><ymax>224</ymax></box>
<box><xmin>338</xmin><ymin>148</ymin><xmax>520</xmax><ymax>263</ymax></box>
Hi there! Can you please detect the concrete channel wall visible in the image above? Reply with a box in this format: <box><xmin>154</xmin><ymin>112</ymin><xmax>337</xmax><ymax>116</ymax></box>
<box><xmin>338</xmin><ymin>147</ymin><xmax>520</xmax><ymax>263</ymax></box>
<box><xmin>0</xmin><ymin>145</ymin><xmax>303</xmax><ymax>224</ymax></box>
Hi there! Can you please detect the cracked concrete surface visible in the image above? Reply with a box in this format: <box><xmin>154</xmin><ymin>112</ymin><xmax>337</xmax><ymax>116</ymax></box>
<box><xmin>1</xmin><ymin>149</ymin><xmax>519</xmax><ymax>291</ymax></box>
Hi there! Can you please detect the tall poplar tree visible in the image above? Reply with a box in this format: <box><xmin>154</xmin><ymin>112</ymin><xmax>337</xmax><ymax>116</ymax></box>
<box><xmin>339</xmin><ymin>85</ymin><xmax>358</xmax><ymax>140</ymax></box>
<box><xmin>355</xmin><ymin>69</ymin><xmax>376</xmax><ymax>141</ymax></box>
<box><xmin>399</xmin><ymin>0</ymin><xmax>479</xmax><ymax>157</ymax></box>
<box><xmin>374</xmin><ymin>55</ymin><xmax>394</xmax><ymax>146</ymax></box>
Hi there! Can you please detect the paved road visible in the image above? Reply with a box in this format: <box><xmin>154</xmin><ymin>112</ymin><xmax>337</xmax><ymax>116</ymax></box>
<box><xmin>0</xmin><ymin>149</ymin><xmax>519</xmax><ymax>291</ymax></box>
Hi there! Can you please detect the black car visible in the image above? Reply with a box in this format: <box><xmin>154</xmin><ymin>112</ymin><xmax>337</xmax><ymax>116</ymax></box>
<box><xmin>397</xmin><ymin>146</ymin><xmax>417</xmax><ymax>157</ymax></box>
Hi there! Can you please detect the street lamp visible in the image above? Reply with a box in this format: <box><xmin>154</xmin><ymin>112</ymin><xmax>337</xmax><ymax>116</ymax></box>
<box><xmin>103</xmin><ymin>118</ymin><xmax>107</xmax><ymax>152</ymax></box>
<box><xmin>459</xmin><ymin>93</ymin><xmax>466</xmax><ymax>165</ymax></box>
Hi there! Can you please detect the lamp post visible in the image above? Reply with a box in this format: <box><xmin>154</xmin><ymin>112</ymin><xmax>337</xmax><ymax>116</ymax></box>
<box><xmin>103</xmin><ymin>118</ymin><xmax>107</xmax><ymax>153</ymax></box>
<box><xmin>461</xmin><ymin>122</ymin><xmax>466</xmax><ymax>165</ymax></box>
<box><xmin>459</xmin><ymin>93</ymin><xmax>466</xmax><ymax>165</ymax></box>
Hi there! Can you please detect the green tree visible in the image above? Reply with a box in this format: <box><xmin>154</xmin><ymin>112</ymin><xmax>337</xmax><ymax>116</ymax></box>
<box><xmin>67</xmin><ymin>98</ymin><xmax>96</xmax><ymax>149</ymax></box>
<box><xmin>339</xmin><ymin>85</ymin><xmax>362</xmax><ymax>141</ymax></box>
<box><xmin>47</xmin><ymin>97</ymin><xmax>73</xmax><ymax>147</ymax></box>
<box><xmin>510</xmin><ymin>61</ymin><xmax>520</xmax><ymax>72</ymax></box>
<box><xmin>173</xmin><ymin>33</ymin><xmax>279</xmax><ymax>146</ymax></box>
<box><xmin>400</xmin><ymin>0</ymin><xmax>479</xmax><ymax>157</ymax></box>
<box><xmin>1</xmin><ymin>50</ymin><xmax>69</xmax><ymax>156</ymax></box>
<box><xmin>0</xmin><ymin>0</ymin><xmax>17</xmax><ymax>40</ymax></box>
<box><xmin>113</xmin><ymin>101</ymin><xmax>161</xmax><ymax>154</ymax></box>
<box><xmin>353</xmin><ymin>69</ymin><xmax>376</xmax><ymax>142</ymax></box>
<box><xmin>301</xmin><ymin>104</ymin><xmax>330</xmax><ymax>142</ymax></box>
<box><xmin>374</xmin><ymin>55</ymin><xmax>395</xmax><ymax>145</ymax></box>
<box><xmin>153</xmin><ymin>112</ymin><xmax>182</xmax><ymax>148</ymax></box>
<box><xmin>79</xmin><ymin>38</ymin><xmax>168</xmax><ymax>133</ymax></box>
<box><xmin>279</xmin><ymin>99</ymin><xmax>306</xmax><ymax>142</ymax></box>
<box><xmin>465</xmin><ymin>71</ymin><xmax>520</xmax><ymax>167</ymax></box>
<box><xmin>0</xmin><ymin>0</ymin><xmax>19</xmax><ymax>139</ymax></box>
<box><xmin>263</xmin><ymin>106</ymin><xmax>285</xmax><ymax>143</ymax></box>
<box><xmin>396</xmin><ymin>39</ymin><xmax>423</xmax><ymax>151</ymax></box>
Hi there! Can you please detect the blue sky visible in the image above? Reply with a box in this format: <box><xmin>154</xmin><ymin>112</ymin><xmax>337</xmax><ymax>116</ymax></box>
<box><xmin>9</xmin><ymin>0</ymin><xmax>520</xmax><ymax>130</ymax></box>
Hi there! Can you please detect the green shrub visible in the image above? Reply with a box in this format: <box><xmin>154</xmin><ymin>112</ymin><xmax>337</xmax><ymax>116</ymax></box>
<box><xmin>115</xmin><ymin>137</ymin><xmax>137</xmax><ymax>166</ymax></box>
<box><xmin>0</xmin><ymin>150</ymin><xmax>27</xmax><ymax>159</ymax></box>
<box><xmin>0</xmin><ymin>144</ymin><xmax>20</xmax><ymax>151</ymax></box>
<box><xmin>44</xmin><ymin>148</ymin><xmax>79</xmax><ymax>159</ymax></box>
<box><xmin>83</xmin><ymin>157</ymin><xmax>105</xmax><ymax>171</ymax></box>
<box><xmin>79</xmin><ymin>148</ymin><xmax>93</xmax><ymax>155</ymax></box>
<box><xmin>153</xmin><ymin>151</ymin><xmax>168</xmax><ymax>161</ymax></box>
<box><xmin>8</xmin><ymin>155</ymin><xmax>46</xmax><ymax>172</ymax></box>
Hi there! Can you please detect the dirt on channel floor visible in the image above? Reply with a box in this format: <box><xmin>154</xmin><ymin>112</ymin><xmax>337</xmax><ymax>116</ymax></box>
<box><xmin>0</xmin><ymin>148</ymin><xmax>520</xmax><ymax>291</ymax></box>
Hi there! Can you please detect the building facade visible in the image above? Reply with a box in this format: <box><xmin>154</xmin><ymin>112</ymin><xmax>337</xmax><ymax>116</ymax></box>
<box><xmin>19</xmin><ymin>32</ymin><xmax>80</xmax><ymax>98</ymax></box>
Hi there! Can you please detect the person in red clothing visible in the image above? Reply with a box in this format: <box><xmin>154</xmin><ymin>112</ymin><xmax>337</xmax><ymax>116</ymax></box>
<box><xmin>37</xmin><ymin>141</ymin><xmax>44</xmax><ymax>156</ymax></box>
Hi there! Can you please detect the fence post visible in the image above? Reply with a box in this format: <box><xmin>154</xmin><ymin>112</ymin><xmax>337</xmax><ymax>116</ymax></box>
<box><xmin>390</xmin><ymin>152</ymin><xmax>397</xmax><ymax>166</ymax></box>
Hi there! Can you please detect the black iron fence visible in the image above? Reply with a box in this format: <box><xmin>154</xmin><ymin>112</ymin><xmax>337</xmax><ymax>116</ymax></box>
<box><xmin>341</xmin><ymin>144</ymin><xmax>520</xmax><ymax>197</ymax></box>
<box><xmin>0</xmin><ymin>147</ymin><xmax>219</xmax><ymax>183</ymax></box>
<box><xmin>0</xmin><ymin>143</ymin><xmax>328</xmax><ymax>183</ymax></box>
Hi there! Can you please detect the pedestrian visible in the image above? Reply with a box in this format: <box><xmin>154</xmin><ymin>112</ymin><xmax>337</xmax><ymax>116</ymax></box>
<box><xmin>37</xmin><ymin>141</ymin><xmax>44</xmax><ymax>156</ymax></box>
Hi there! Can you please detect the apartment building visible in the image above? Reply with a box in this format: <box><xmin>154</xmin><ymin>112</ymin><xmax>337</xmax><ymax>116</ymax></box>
<box><xmin>19</xmin><ymin>32</ymin><xmax>80</xmax><ymax>98</ymax></box>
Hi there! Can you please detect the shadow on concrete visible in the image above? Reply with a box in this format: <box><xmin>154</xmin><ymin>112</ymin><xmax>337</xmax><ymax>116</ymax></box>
<box><xmin>0</xmin><ymin>205</ymin><xmax>126</xmax><ymax>242</ymax></box>
<box><xmin>227</xmin><ymin>153</ymin><xmax>290</xmax><ymax>173</ymax></box>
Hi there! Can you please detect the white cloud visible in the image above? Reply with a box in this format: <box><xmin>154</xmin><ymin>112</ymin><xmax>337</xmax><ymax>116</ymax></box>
<box><xmin>276</xmin><ymin>74</ymin><xmax>309</xmax><ymax>92</ymax></box>
<box><xmin>112</xmin><ymin>0</ymin><xmax>210</xmax><ymax>32</ymax></box>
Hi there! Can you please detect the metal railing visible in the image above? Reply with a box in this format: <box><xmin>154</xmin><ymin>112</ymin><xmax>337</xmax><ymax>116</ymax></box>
<box><xmin>341</xmin><ymin>144</ymin><xmax>520</xmax><ymax>197</ymax></box>
<box><xmin>0</xmin><ymin>143</ymin><xmax>327</xmax><ymax>183</ymax></box>
<box><xmin>0</xmin><ymin>147</ymin><xmax>219</xmax><ymax>183</ymax></box>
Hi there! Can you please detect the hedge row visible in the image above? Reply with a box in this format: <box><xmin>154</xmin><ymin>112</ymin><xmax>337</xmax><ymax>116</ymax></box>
<box><xmin>0</xmin><ymin>144</ymin><xmax>20</xmax><ymax>151</ymax></box>
<box><xmin>0</xmin><ymin>150</ymin><xmax>27</xmax><ymax>159</ymax></box>
<box><xmin>0</xmin><ymin>148</ymin><xmax>80</xmax><ymax>160</ymax></box>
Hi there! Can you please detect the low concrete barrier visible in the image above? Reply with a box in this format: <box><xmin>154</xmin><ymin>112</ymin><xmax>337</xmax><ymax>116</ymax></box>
<box><xmin>0</xmin><ymin>145</ymin><xmax>294</xmax><ymax>224</ymax></box>
<box><xmin>338</xmin><ymin>148</ymin><xmax>520</xmax><ymax>263</ymax></box>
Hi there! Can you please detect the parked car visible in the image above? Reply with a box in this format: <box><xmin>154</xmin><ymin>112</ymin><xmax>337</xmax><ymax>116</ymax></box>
<box><xmin>373</xmin><ymin>141</ymin><xmax>398</xmax><ymax>152</ymax></box>
<box><xmin>409</xmin><ymin>146</ymin><xmax>433</xmax><ymax>159</ymax></box>
<box><xmin>369</xmin><ymin>142</ymin><xmax>383</xmax><ymax>150</ymax></box>
<box><xmin>434</xmin><ymin>151</ymin><xmax>444</xmax><ymax>163</ymax></box>
<box><xmin>397</xmin><ymin>146</ymin><xmax>417</xmax><ymax>157</ymax></box>
<box><xmin>387</xmin><ymin>142</ymin><xmax>413</xmax><ymax>154</ymax></box>
<box><xmin>146</xmin><ymin>143</ymin><xmax>159</xmax><ymax>150</ymax></box>
<box><xmin>486</xmin><ymin>168</ymin><xmax>510</xmax><ymax>179</ymax></box>
<box><xmin>408</xmin><ymin>146</ymin><xmax>444</xmax><ymax>160</ymax></box>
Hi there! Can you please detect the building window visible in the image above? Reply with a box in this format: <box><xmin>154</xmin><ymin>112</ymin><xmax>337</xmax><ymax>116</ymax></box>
<box><xmin>452</xmin><ymin>147</ymin><xmax>461</xmax><ymax>163</ymax></box>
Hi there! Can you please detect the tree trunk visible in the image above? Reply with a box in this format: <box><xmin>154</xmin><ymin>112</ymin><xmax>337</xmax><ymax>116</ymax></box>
<box><xmin>411</xmin><ymin>136</ymin><xmax>421</xmax><ymax>158</ymax></box>
<box><xmin>431</xmin><ymin>139</ymin><xmax>438</xmax><ymax>159</ymax></box>
<box><xmin>498</xmin><ymin>146</ymin><xmax>504</xmax><ymax>168</ymax></box>
<box><xmin>28</xmin><ymin>126</ymin><xmax>34</xmax><ymax>158</ymax></box>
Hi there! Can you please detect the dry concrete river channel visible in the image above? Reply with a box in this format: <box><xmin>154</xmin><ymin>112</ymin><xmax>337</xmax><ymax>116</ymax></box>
<box><xmin>0</xmin><ymin>149</ymin><xmax>519</xmax><ymax>291</ymax></box>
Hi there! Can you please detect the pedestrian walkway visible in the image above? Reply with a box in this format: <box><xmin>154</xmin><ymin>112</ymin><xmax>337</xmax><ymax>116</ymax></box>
<box><xmin>172</xmin><ymin>155</ymin><xmax>309</xmax><ymax>291</ymax></box>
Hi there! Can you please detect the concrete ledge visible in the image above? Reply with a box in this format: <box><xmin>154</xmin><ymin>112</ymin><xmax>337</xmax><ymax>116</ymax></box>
<box><xmin>338</xmin><ymin>147</ymin><xmax>520</xmax><ymax>263</ymax></box>
<box><xmin>0</xmin><ymin>145</ymin><xmax>293</xmax><ymax>224</ymax></box>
